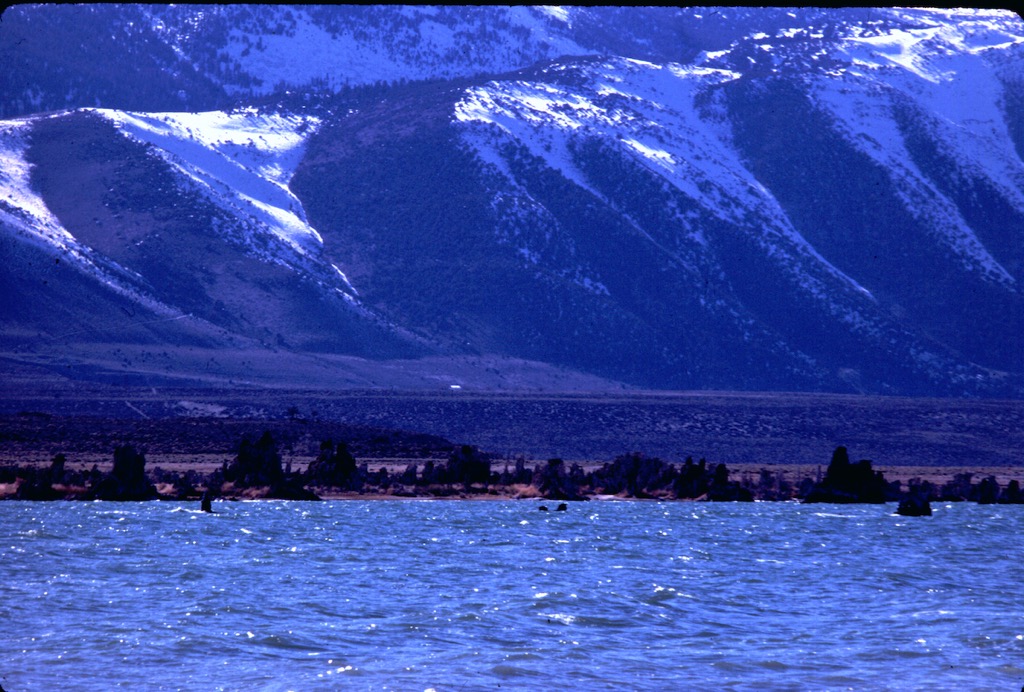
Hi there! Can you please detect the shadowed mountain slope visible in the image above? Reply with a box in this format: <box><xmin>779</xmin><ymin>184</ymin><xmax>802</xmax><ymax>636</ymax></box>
<box><xmin>2</xmin><ymin>6</ymin><xmax>1022</xmax><ymax>395</ymax></box>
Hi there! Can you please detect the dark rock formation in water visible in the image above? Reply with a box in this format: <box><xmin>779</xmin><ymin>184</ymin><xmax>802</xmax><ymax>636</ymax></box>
<box><xmin>398</xmin><ymin>462</ymin><xmax>418</xmax><ymax>485</ymax></box>
<box><xmin>581</xmin><ymin>453</ymin><xmax>753</xmax><ymax>501</ymax></box>
<box><xmin>704</xmin><ymin>462</ymin><xmax>754</xmax><ymax>502</ymax></box>
<box><xmin>172</xmin><ymin>468</ymin><xmax>201</xmax><ymax>500</ymax></box>
<box><xmin>999</xmin><ymin>479</ymin><xmax>1022</xmax><ymax>504</ymax></box>
<box><xmin>49</xmin><ymin>452</ymin><xmax>66</xmax><ymax>485</ymax></box>
<box><xmin>306</xmin><ymin>439</ymin><xmax>361</xmax><ymax>490</ymax></box>
<box><xmin>221</xmin><ymin>431</ymin><xmax>320</xmax><ymax>499</ymax></box>
<box><xmin>802</xmin><ymin>446</ymin><xmax>888</xmax><ymax>503</ymax></box>
<box><xmin>11</xmin><ymin>453</ymin><xmax>68</xmax><ymax>500</ymax></box>
<box><xmin>593</xmin><ymin>453</ymin><xmax>676</xmax><ymax>498</ymax></box>
<box><xmin>495</xmin><ymin>456</ymin><xmax>534</xmax><ymax>486</ymax></box>
<box><xmin>408</xmin><ymin>445</ymin><xmax>492</xmax><ymax>493</ymax></box>
<box><xmin>533</xmin><ymin>458</ymin><xmax>587</xmax><ymax>501</ymax></box>
<box><xmin>445</xmin><ymin>444</ymin><xmax>492</xmax><ymax>489</ymax></box>
<box><xmin>674</xmin><ymin>457</ymin><xmax>709</xmax><ymax>499</ymax></box>
<box><xmin>87</xmin><ymin>444</ymin><xmax>158</xmax><ymax>500</ymax></box>
<box><xmin>14</xmin><ymin>471</ymin><xmax>62</xmax><ymax>500</ymax></box>
<box><xmin>5</xmin><ymin>423</ymin><xmax>1021</xmax><ymax>505</ymax></box>
<box><xmin>897</xmin><ymin>495</ymin><xmax>929</xmax><ymax>515</ymax></box>
<box><xmin>939</xmin><ymin>472</ymin><xmax>974</xmax><ymax>501</ymax></box>
<box><xmin>746</xmin><ymin>467</ymin><xmax>796</xmax><ymax>501</ymax></box>
<box><xmin>935</xmin><ymin>472</ymin><xmax>1022</xmax><ymax>503</ymax></box>
<box><xmin>418</xmin><ymin>459</ymin><xmax>438</xmax><ymax>486</ymax></box>
<box><xmin>226</xmin><ymin>431</ymin><xmax>285</xmax><ymax>488</ymax></box>
<box><xmin>975</xmin><ymin>475</ymin><xmax>1000</xmax><ymax>504</ymax></box>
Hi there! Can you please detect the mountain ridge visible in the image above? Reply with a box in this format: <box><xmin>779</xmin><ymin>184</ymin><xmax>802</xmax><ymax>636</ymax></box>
<box><xmin>2</xmin><ymin>6</ymin><xmax>1022</xmax><ymax>396</ymax></box>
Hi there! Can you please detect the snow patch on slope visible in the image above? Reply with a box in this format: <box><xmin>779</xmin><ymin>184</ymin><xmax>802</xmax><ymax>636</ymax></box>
<box><xmin>813</xmin><ymin>59</ymin><xmax>1017</xmax><ymax>285</ymax></box>
<box><xmin>217</xmin><ymin>6</ymin><xmax>587</xmax><ymax>96</ymax></box>
<box><xmin>841</xmin><ymin>27</ymin><xmax>945</xmax><ymax>83</ymax></box>
<box><xmin>455</xmin><ymin>61</ymin><xmax>747</xmax><ymax>214</ymax></box>
<box><xmin>0</xmin><ymin>120</ymin><xmax>68</xmax><ymax>245</ymax></box>
<box><xmin>455</xmin><ymin>57</ymin><xmax>879</xmax><ymax>306</ymax></box>
<box><xmin>837</xmin><ymin>12</ymin><xmax>1024</xmax><ymax>129</ymax></box>
<box><xmin>96</xmin><ymin>108</ymin><xmax>327</xmax><ymax>258</ymax></box>
<box><xmin>221</xmin><ymin>10</ymin><xmax>437</xmax><ymax>93</ymax></box>
<box><xmin>0</xmin><ymin>116</ymin><xmax>185</xmax><ymax>316</ymax></box>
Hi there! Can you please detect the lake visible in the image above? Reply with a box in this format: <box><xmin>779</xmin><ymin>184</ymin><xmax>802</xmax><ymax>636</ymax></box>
<box><xmin>2</xmin><ymin>500</ymin><xmax>1022</xmax><ymax>691</ymax></box>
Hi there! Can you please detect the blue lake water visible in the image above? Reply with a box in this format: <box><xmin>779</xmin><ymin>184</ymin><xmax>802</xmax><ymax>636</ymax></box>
<box><xmin>2</xmin><ymin>500</ymin><xmax>1022</xmax><ymax>691</ymax></box>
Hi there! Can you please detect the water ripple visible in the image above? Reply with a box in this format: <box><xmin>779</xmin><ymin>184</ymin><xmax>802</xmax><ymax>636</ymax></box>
<box><xmin>1</xmin><ymin>501</ymin><xmax>1021</xmax><ymax>690</ymax></box>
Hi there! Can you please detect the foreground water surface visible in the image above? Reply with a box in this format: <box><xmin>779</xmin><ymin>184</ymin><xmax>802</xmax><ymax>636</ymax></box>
<box><xmin>2</xmin><ymin>500</ymin><xmax>1022</xmax><ymax>691</ymax></box>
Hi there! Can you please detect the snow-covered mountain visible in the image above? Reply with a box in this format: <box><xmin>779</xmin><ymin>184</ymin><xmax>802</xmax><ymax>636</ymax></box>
<box><xmin>2</xmin><ymin>5</ymin><xmax>1023</xmax><ymax>395</ymax></box>
<box><xmin>0</xmin><ymin>5</ymin><xmax>827</xmax><ymax>116</ymax></box>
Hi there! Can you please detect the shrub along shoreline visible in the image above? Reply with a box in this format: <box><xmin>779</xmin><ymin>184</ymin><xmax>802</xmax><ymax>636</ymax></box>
<box><xmin>2</xmin><ymin>432</ymin><xmax>1021</xmax><ymax>508</ymax></box>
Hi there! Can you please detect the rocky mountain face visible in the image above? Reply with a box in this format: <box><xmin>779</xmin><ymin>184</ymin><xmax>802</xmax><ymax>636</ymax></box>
<box><xmin>2</xmin><ymin>6</ymin><xmax>1022</xmax><ymax>395</ymax></box>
